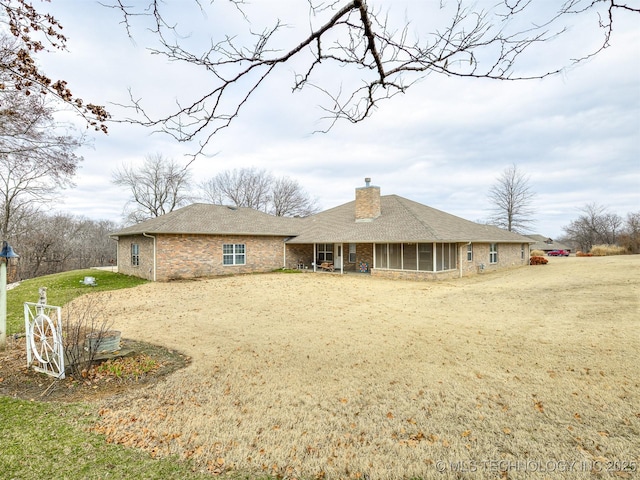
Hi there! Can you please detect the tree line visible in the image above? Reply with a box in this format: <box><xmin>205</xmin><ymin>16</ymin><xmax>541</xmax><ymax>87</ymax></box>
<box><xmin>562</xmin><ymin>204</ymin><xmax>640</xmax><ymax>254</ymax></box>
<box><xmin>111</xmin><ymin>155</ymin><xmax>321</xmax><ymax>225</ymax></box>
<box><xmin>3</xmin><ymin>212</ymin><xmax>117</xmax><ymax>282</ymax></box>
<box><xmin>485</xmin><ymin>164</ymin><xmax>639</xmax><ymax>254</ymax></box>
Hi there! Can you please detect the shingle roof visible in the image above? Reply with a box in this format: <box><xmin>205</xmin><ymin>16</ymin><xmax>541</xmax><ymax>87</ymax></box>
<box><xmin>287</xmin><ymin>195</ymin><xmax>532</xmax><ymax>244</ymax></box>
<box><xmin>111</xmin><ymin>203</ymin><xmax>302</xmax><ymax>237</ymax></box>
<box><xmin>112</xmin><ymin>197</ymin><xmax>532</xmax><ymax>244</ymax></box>
<box><xmin>526</xmin><ymin>234</ymin><xmax>572</xmax><ymax>251</ymax></box>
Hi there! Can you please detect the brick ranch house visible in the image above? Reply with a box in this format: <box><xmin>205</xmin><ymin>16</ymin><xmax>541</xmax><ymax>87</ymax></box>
<box><xmin>111</xmin><ymin>180</ymin><xmax>533</xmax><ymax>281</ymax></box>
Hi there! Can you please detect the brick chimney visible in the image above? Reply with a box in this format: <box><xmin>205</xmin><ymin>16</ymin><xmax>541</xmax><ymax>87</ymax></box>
<box><xmin>355</xmin><ymin>177</ymin><xmax>381</xmax><ymax>222</ymax></box>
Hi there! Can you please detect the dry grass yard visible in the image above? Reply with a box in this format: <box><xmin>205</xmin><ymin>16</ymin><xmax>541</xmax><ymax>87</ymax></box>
<box><xmin>90</xmin><ymin>255</ymin><xmax>639</xmax><ymax>479</ymax></box>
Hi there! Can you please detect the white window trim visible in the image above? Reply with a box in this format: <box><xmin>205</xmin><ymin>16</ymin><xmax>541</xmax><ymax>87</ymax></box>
<box><xmin>223</xmin><ymin>243</ymin><xmax>246</xmax><ymax>266</ymax></box>
<box><xmin>489</xmin><ymin>243</ymin><xmax>498</xmax><ymax>264</ymax></box>
<box><xmin>131</xmin><ymin>243</ymin><xmax>140</xmax><ymax>267</ymax></box>
<box><xmin>349</xmin><ymin>243</ymin><xmax>356</xmax><ymax>263</ymax></box>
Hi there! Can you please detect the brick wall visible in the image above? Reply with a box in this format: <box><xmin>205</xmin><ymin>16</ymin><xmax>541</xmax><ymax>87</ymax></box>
<box><xmin>116</xmin><ymin>234</ymin><xmax>155</xmax><ymax>280</ymax></box>
<box><xmin>347</xmin><ymin>243</ymin><xmax>373</xmax><ymax>272</ymax></box>
<box><xmin>285</xmin><ymin>244</ymin><xmax>314</xmax><ymax>269</ymax></box>
<box><xmin>469</xmin><ymin>242</ymin><xmax>529</xmax><ymax>274</ymax></box>
<box><xmin>156</xmin><ymin>234</ymin><xmax>288</xmax><ymax>281</ymax></box>
<box><xmin>118</xmin><ymin>234</ymin><xmax>288</xmax><ymax>281</ymax></box>
<box><xmin>355</xmin><ymin>186</ymin><xmax>381</xmax><ymax>221</ymax></box>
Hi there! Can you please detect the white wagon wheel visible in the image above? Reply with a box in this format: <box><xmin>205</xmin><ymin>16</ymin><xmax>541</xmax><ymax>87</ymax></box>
<box><xmin>30</xmin><ymin>314</ymin><xmax>60</xmax><ymax>365</ymax></box>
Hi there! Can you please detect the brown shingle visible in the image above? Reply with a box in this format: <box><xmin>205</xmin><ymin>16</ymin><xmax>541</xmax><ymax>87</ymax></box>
<box><xmin>287</xmin><ymin>195</ymin><xmax>532</xmax><ymax>243</ymax></box>
<box><xmin>112</xmin><ymin>197</ymin><xmax>533</xmax><ymax>245</ymax></box>
<box><xmin>112</xmin><ymin>204</ymin><xmax>302</xmax><ymax>237</ymax></box>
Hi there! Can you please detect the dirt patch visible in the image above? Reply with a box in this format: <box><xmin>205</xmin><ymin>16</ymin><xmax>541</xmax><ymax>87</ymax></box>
<box><xmin>0</xmin><ymin>336</ymin><xmax>190</xmax><ymax>402</ymax></box>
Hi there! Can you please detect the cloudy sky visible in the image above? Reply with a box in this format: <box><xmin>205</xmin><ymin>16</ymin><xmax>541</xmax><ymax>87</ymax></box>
<box><xmin>34</xmin><ymin>1</ymin><xmax>639</xmax><ymax>238</ymax></box>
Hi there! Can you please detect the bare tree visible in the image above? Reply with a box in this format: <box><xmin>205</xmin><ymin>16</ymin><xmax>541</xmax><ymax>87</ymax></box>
<box><xmin>0</xmin><ymin>6</ymin><xmax>109</xmax><ymax>131</ymax></box>
<box><xmin>487</xmin><ymin>164</ymin><xmax>536</xmax><ymax>233</ymax></box>
<box><xmin>62</xmin><ymin>294</ymin><xmax>114</xmax><ymax>378</ymax></box>
<box><xmin>106</xmin><ymin>1</ymin><xmax>639</xmax><ymax>153</ymax></box>
<box><xmin>73</xmin><ymin>218</ymin><xmax>119</xmax><ymax>268</ymax></box>
<box><xmin>199</xmin><ymin>168</ymin><xmax>319</xmax><ymax>217</ymax></box>
<box><xmin>271</xmin><ymin>176</ymin><xmax>320</xmax><ymax>217</ymax></box>
<box><xmin>16</xmin><ymin>213</ymin><xmax>78</xmax><ymax>278</ymax></box>
<box><xmin>112</xmin><ymin>153</ymin><xmax>193</xmax><ymax>224</ymax></box>
<box><xmin>562</xmin><ymin>203</ymin><xmax>623</xmax><ymax>252</ymax></box>
<box><xmin>618</xmin><ymin>211</ymin><xmax>640</xmax><ymax>253</ymax></box>
<box><xmin>12</xmin><ymin>212</ymin><xmax>118</xmax><ymax>280</ymax></box>
<box><xmin>200</xmin><ymin>168</ymin><xmax>272</xmax><ymax>212</ymax></box>
<box><xmin>0</xmin><ymin>88</ymin><xmax>84</xmax><ymax>239</ymax></box>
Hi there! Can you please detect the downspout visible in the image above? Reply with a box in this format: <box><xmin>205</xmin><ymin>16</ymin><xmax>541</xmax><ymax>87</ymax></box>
<box><xmin>142</xmin><ymin>232</ymin><xmax>156</xmax><ymax>282</ymax></box>
<box><xmin>110</xmin><ymin>235</ymin><xmax>119</xmax><ymax>272</ymax></box>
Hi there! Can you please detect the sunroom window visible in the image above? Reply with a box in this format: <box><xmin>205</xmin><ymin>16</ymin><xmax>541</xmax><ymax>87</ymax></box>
<box><xmin>375</xmin><ymin>242</ymin><xmax>456</xmax><ymax>272</ymax></box>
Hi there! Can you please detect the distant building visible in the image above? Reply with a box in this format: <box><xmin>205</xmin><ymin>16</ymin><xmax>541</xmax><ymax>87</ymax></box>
<box><xmin>526</xmin><ymin>235</ymin><xmax>572</xmax><ymax>254</ymax></box>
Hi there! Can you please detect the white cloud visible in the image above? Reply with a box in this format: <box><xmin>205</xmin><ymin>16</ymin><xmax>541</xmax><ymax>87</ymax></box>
<box><xmin>31</xmin><ymin>1</ymin><xmax>640</xmax><ymax>238</ymax></box>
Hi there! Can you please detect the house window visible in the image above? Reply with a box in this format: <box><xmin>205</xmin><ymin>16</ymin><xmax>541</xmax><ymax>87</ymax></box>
<box><xmin>489</xmin><ymin>243</ymin><xmax>498</xmax><ymax>264</ymax></box>
<box><xmin>467</xmin><ymin>244</ymin><xmax>473</xmax><ymax>262</ymax></box>
<box><xmin>521</xmin><ymin>244</ymin><xmax>525</xmax><ymax>259</ymax></box>
<box><xmin>349</xmin><ymin>244</ymin><xmax>356</xmax><ymax>263</ymax></box>
<box><xmin>131</xmin><ymin>243</ymin><xmax>140</xmax><ymax>267</ymax></box>
<box><xmin>317</xmin><ymin>243</ymin><xmax>333</xmax><ymax>262</ymax></box>
<box><xmin>223</xmin><ymin>244</ymin><xmax>245</xmax><ymax>265</ymax></box>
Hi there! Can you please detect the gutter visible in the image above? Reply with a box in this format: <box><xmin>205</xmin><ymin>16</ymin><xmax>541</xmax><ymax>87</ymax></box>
<box><xmin>142</xmin><ymin>232</ymin><xmax>156</xmax><ymax>282</ymax></box>
<box><xmin>110</xmin><ymin>235</ymin><xmax>119</xmax><ymax>271</ymax></box>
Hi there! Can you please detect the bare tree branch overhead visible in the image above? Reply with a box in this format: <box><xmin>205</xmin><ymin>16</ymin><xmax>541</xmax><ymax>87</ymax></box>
<box><xmin>104</xmin><ymin>0</ymin><xmax>638</xmax><ymax>153</ymax></box>
<box><xmin>0</xmin><ymin>2</ymin><xmax>110</xmax><ymax>132</ymax></box>
<box><xmin>0</xmin><ymin>87</ymin><xmax>84</xmax><ymax>239</ymax></box>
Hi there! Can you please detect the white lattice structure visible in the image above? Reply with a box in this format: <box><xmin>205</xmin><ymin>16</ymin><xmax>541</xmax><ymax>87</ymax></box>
<box><xmin>24</xmin><ymin>302</ymin><xmax>65</xmax><ymax>379</ymax></box>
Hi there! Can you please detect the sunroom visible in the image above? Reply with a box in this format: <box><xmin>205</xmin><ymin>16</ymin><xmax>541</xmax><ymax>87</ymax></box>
<box><xmin>307</xmin><ymin>242</ymin><xmax>459</xmax><ymax>274</ymax></box>
<box><xmin>373</xmin><ymin>242</ymin><xmax>458</xmax><ymax>272</ymax></box>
